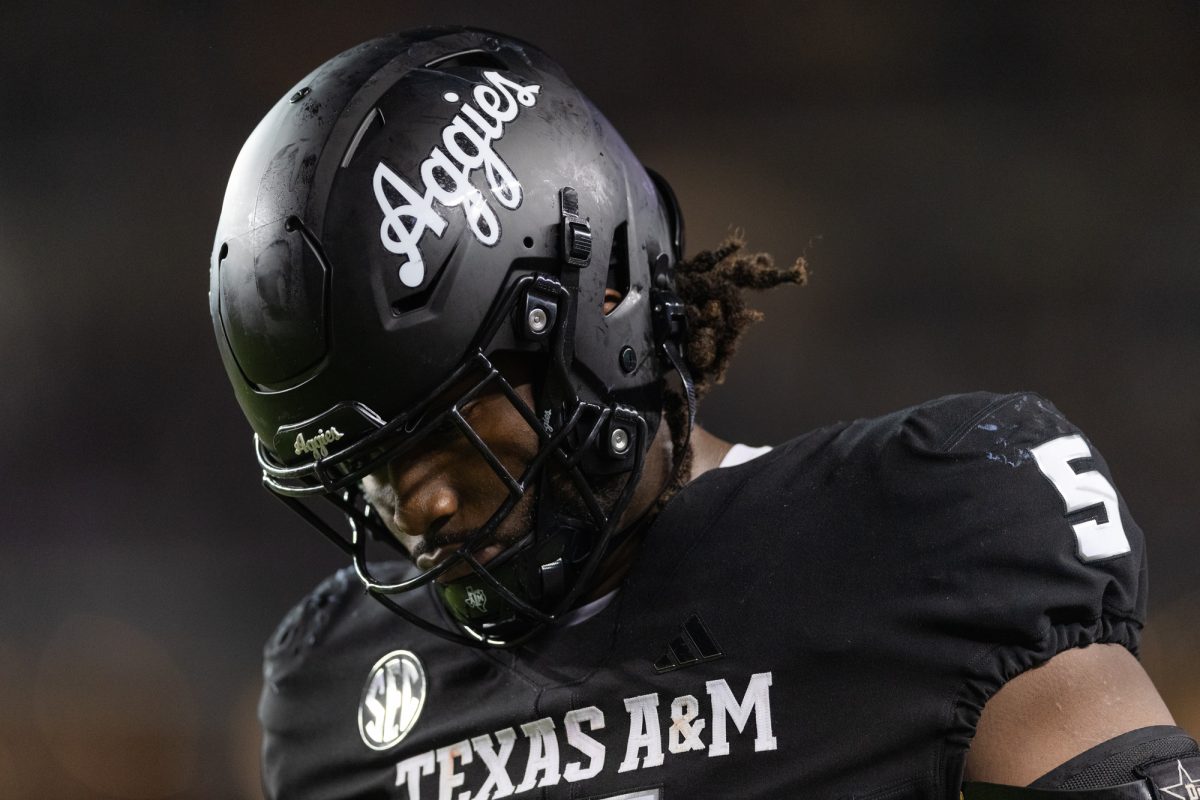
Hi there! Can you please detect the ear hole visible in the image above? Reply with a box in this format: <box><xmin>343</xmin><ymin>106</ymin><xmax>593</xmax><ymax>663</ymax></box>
<box><xmin>604</xmin><ymin>222</ymin><xmax>629</xmax><ymax>316</ymax></box>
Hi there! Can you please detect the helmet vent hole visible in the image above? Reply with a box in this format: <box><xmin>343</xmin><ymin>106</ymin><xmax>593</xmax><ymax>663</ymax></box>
<box><xmin>390</xmin><ymin>260</ymin><xmax>448</xmax><ymax>316</ymax></box>
<box><xmin>523</xmin><ymin>236</ymin><xmax>534</xmax><ymax>249</ymax></box>
<box><xmin>392</xmin><ymin>293</ymin><xmax>431</xmax><ymax>315</ymax></box>
<box><xmin>218</xmin><ymin>243</ymin><xmax>228</xmax><ymax>262</ymax></box>
<box><xmin>424</xmin><ymin>50</ymin><xmax>509</xmax><ymax>72</ymax></box>
<box><xmin>604</xmin><ymin>222</ymin><xmax>630</xmax><ymax>316</ymax></box>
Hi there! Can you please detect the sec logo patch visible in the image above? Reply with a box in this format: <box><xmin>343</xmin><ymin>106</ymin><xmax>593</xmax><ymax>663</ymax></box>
<box><xmin>358</xmin><ymin>650</ymin><xmax>427</xmax><ymax>751</ymax></box>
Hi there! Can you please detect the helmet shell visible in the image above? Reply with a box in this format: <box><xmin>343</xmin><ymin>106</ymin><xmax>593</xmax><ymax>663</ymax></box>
<box><xmin>211</xmin><ymin>28</ymin><xmax>674</xmax><ymax>468</ymax></box>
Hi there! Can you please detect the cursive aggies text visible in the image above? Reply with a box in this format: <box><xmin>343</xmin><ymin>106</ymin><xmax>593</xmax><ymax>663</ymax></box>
<box><xmin>373</xmin><ymin>70</ymin><xmax>540</xmax><ymax>289</ymax></box>
<box><xmin>294</xmin><ymin>427</ymin><xmax>344</xmax><ymax>460</ymax></box>
<box><xmin>391</xmin><ymin>672</ymin><xmax>777</xmax><ymax>799</ymax></box>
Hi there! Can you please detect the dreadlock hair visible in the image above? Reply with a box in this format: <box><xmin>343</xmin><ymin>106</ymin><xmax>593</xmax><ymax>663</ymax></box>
<box><xmin>659</xmin><ymin>233</ymin><xmax>808</xmax><ymax>504</ymax></box>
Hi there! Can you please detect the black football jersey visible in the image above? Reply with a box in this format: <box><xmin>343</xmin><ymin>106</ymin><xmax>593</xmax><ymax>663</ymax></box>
<box><xmin>259</xmin><ymin>392</ymin><xmax>1147</xmax><ymax>799</ymax></box>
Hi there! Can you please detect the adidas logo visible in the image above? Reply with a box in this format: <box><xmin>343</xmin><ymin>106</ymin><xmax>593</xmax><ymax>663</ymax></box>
<box><xmin>653</xmin><ymin>614</ymin><xmax>724</xmax><ymax>673</ymax></box>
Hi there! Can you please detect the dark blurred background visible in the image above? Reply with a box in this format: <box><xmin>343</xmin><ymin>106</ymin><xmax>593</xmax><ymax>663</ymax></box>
<box><xmin>1</xmin><ymin>2</ymin><xmax>1197</xmax><ymax>797</ymax></box>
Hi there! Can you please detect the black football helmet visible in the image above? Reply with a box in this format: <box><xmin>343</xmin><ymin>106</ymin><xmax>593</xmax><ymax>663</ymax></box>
<box><xmin>210</xmin><ymin>27</ymin><xmax>689</xmax><ymax>646</ymax></box>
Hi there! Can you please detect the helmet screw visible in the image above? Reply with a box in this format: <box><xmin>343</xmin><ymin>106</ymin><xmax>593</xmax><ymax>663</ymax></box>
<box><xmin>609</xmin><ymin>426</ymin><xmax>631</xmax><ymax>455</ymax></box>
<box><xmin>289</xmin><ymin>86</ymin><xmax>311</xmax><ymax>104</ymax></box>
<box><xmin>527</xmin><ymin>307</ymin><xmax>549</xmax><ymax>334</ymax></box>
<box><xmin>619</xmin><ymin>346</ymin><xmax>637</xmax><ymax>373</ymax></box>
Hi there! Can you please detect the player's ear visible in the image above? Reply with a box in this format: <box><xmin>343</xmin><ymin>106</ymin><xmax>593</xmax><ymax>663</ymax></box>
<box><xmin>603</xmin><ymin>220</ymin><xmax>629</xmax><ymax>316</ymax></box>
<box><xmin>602</xmin><ymin>288</ymin><xmax>623</xmax><ymax>315</ymax></box>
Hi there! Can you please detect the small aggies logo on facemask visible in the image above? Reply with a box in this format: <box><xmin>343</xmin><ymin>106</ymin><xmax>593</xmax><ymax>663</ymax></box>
<box><xmin>373</xmin><ymin>70</ymin><xmax>541</xmax><ymax>288</ymax></box>
<box><xmin>464</xmin><ymin>586</ymin><xmax>488</xmax><ymax>612</ymax></box>
<box><xmin>293</xmin><ymin>427</ymin><xmax>344</xmax><ymax>460</ymax></box>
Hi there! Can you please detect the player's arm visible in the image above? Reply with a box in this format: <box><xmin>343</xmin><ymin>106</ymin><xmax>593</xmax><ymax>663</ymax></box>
<box><xmin>962</xmin><ymin>643</ymin><xmax>1197</xmax><ymax>797</ymax></box>
<box><xmin>891</xmin><ymin>392</ymin><xmax>1195</xmax><ymax>798</ymax></box>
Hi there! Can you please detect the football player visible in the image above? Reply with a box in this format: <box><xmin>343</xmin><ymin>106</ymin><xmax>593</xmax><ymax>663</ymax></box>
<box><xmin>210</xmin><ymin>28</ymin><xmax>1197</xmax><ymax>800</ymax></box>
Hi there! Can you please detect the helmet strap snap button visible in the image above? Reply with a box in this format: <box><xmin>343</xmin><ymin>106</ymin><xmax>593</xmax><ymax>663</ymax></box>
<box><xmin>619</xmin><ymin>346</ymin><xmax>637</xmax><ymax>373</ymax></box>
<box><xmin>609</xmin><ymin>426</ymin><xmax>631</xmax><ymax>455</ymax></box>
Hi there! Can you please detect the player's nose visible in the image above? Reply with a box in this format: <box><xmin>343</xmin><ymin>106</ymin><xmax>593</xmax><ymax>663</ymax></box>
<box><xmin>390</xmin><ymin>467</ymin><xmax>460</xmax><ymax>540</ymax></box>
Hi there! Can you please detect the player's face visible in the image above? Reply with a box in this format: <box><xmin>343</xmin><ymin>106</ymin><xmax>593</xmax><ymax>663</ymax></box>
<box><xmin>360</xmin><ymin>293</ymin><xmax>632</xmax><ymax>580</ymax></box>
<box><xmin>359</xmin><ymin>377</ymin><xmax>542</xmax><ymax>581</ymax></box>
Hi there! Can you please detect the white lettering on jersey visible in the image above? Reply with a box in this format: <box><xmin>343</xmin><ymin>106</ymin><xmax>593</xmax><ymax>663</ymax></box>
<box><xmin>513</xmin><ymin>717</ymin><xmax>560</xmax><ymax>792</ymax></box>
<box><xmin>395</xmin><ymin>750</ymin><xmax>436</xmax><ymax>799</ymax></box>
<box><xmin>372</xmin><ymin>71</ymin><xmax>540</xmax><ymax>288</ymax></box>
<box><xmin>706</xmin><ymin>672</ymin><xmax>778</xmax><ymax>756</ymax></box>
<box><xmin>435</xmin><ymin>740</ymin><xmax>472</xmax><ymax>800</ymax></box>
<box><xmin>668</xmin><ymin>695</ymin><xmax>707</xmax><ymax>753</ymax></box>
<box><xmin>562</xmin><ymin>706</ymin><xmax>606</xmax><ymax>781</ymax></box>
<box><xmin>391</xmin><ymin>670</ymin><xmax>777</xmax><ymax>796</ymax></box>
<box><xmin>469</xmin><ymin>728</ymin><xmax>517</xmax><ymax>799</ymax></box>
<box><xmin>1030</xmin><ymin>434</ymin><xmax>1131</xmax><ymax>561</ymax></box>
<box><xmin>618</xmin><ymin>693</ymin><xmax>665</xmax><ymax>772</ymax></box>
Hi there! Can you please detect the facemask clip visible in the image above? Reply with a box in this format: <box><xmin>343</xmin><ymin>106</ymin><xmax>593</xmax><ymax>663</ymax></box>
<box><xmin>559</xmin><ymin>187</ymin><xmax>593</xmax><ymax>268</ymax></box>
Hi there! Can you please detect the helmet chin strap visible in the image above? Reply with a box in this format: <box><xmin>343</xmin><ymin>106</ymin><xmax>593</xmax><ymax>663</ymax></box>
<box><xmin>652</xmin><ymin>278</ymin><xmax>697</xmax><ymax>486</ymax></box>
<box><xmin>660</xmin><ymin>327</ymin><xmax>696</xmax><ymax>455</ymax></box>
<box><xmin>514</xmin><ymin>285</ymin><xmax>697</xmax><ymax>623</ymax></box>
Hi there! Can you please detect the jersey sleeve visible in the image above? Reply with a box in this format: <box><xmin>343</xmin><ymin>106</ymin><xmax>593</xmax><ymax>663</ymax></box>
<box><xmin>259</xmin><ymin>566</ymin><xmax>414</xmax><ymax>799</ymax></box>
<box><xmin>258</xmin><ymin>569</ymin><xmax>361</xmax><ymax>799</ymax></box>
<box><xmin>888</xmin><ymin>391</ymin><xmax>1148</xmax><ymax>751</ymax></box>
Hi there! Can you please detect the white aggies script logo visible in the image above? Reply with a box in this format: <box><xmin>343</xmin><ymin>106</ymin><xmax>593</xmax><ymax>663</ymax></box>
<box><xmin>373</xmin><ymin>70</ymin><xmax>541</xmax><ymax>288</ymax></box>
<box><xmin>359</xmin><ymin>650</ymin><xmax>428</xmax><ymax>751</ymax></box>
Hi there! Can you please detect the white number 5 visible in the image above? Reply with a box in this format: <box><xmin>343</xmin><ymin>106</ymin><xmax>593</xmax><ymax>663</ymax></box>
<box><xmin>1030</xmin><ymin>434</ymin><xmax>1131</xmax><ymax>561</ymax></box>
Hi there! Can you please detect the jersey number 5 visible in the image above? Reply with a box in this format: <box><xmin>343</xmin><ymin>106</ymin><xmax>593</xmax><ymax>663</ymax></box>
<box><xmin>1030</xmin><ymin>434</ymin><xmax>1131</xmax><ymax>562</ymax></box>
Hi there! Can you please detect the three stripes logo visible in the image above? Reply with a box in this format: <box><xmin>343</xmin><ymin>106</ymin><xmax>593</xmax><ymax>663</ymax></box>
<box><xmin>653</xmin><ymin>614</ymin><xmax>724</xmax><ymax>673</ymax></box>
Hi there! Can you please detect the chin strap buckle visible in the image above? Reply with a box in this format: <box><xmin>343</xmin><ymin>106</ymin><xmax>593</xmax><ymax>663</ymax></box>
<box><xmin>652</xmin><ymin>283</ymin><xmax>696</xmax><ymax>448</ymax></box>
<box><xmin>652</xmin><ymin>290</ymin><xmax>687</xmax><ymax>344</ymax></box>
